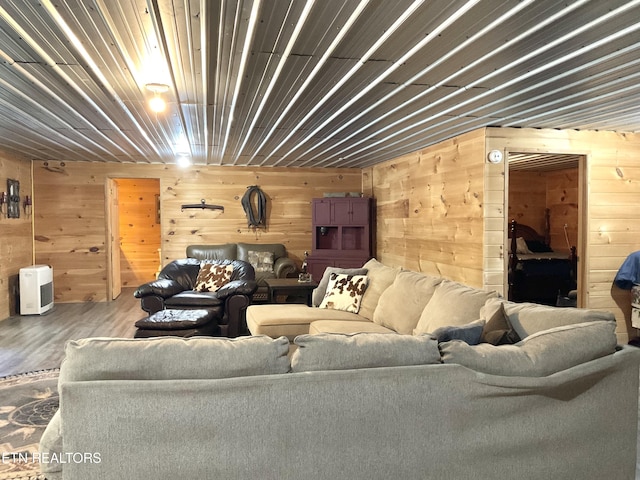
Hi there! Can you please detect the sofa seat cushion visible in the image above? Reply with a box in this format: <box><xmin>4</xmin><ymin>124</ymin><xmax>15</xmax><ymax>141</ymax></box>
<box><xmin>164</xmin><ymin>291</ymin><xmax>224</xmax><ymax>307</ymax></box>
<box><xmin>439</xmin><ymin>320</ymin><xmax>617</xmax><ymax>377</ymax></box>
<box><xmin>373</xmin><ymin>270</ymin><xmax>443</xmax><ymax>334</ymax></box>
<box><xmin>291</xmin><ymin>333</ymin><xmax>441</xmax><ymax>372</ymax></box>
<box><xmin>246</xmin><ymin>304</ymin><xmax>363</xmax><ymax>340</ymax></box>
<box><xmin>309</xmin><ymin>319</ymin><xmax>395</xmax><ymax>335</ymax></box>
<box><xmin>481</xmin><ymin>298</ymin><xmax>616</xmax><ymax>339</ymax></box>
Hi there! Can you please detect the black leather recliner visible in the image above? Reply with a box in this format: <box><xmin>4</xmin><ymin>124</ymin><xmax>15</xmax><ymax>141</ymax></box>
<box><xmin>133</xmin><ymin>258</ymin><xmax>258</xmax><ymax>337</ymax></box>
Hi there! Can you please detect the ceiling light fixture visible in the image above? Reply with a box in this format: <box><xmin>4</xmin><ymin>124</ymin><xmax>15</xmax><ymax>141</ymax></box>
<box><xmin>145</xmin><ymin>83</ymin><xmax>169</xmax><ymax>113</ymax></box>
<box><xmin>176</xmin><ymin>155</ymin><xmax>191</xmax><ymax>168</ymax></box>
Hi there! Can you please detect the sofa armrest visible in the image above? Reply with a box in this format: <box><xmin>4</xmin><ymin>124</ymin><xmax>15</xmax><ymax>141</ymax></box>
<box><xmin>39</xmin><ymin>410</ymin><xmax>63</xmax><ymax>479</ymax></box>
<box><xmin>274</xmin><ymin>257</ymin><xmax>297</xmax><ymax>278</ymax></box>
<box><xmin>134</xmin><ymin>279</ymin><xmax>185</xmax><ymax>299</ymax></box>
<box><xmin>216</xmin><ymin>279</ymin><xmax>258</xmax><ymax>300</ymax></box>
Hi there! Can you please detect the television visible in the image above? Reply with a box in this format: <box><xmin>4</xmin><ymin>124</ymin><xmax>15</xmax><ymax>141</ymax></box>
<box><xmin>19</xmin><ymin>265</ymin><xmax>54</xmax><ymax>315</ymax></box>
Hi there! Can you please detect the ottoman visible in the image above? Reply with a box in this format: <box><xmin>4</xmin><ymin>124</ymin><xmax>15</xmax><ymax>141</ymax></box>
<box><xmin>134</xmin><ymin>308</ymin><xmax>221</xmax><ymax>338</ymax></box>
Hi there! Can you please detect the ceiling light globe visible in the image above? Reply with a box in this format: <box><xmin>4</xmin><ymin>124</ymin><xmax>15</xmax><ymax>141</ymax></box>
<box><xmin>149</xmin><ymin>96</ymin><xmax>166</xmax><ymax>113</ymax></box>
<box><xmin>177</xmin><ymin>156</ymin><xmax>191</xmax><ymax>168</ymax></box>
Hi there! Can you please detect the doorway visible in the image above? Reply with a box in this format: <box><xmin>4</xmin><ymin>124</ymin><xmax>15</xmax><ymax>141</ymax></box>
<box><xmin>506</xmin><ymin>152</ymin><xmax>586</xmax><ymax>306</ymax></box>
<box><xmin>107</xmin><ymin>178</ymin><xmax>161</xmax><ymax>300</ymax></box>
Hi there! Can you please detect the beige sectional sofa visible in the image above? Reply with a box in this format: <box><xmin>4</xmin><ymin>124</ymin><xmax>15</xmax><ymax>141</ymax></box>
<box><xmin>40</xmin><ymin>258</ymin><xmax>640</xmax><ymax>479</ymax></box>
<box><xmin>40</xmin><ymin>331</ymin><xmax>640</xmax><ymax>479</ymax></box>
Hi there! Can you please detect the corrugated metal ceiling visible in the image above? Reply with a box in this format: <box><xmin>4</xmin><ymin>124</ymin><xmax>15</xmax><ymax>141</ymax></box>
<box><xmin>0</xmin><ymin>0</ymin><xmax>639</xmax><ymax>167</ymax></box>
<box><xmin>508</xmin><ymin>152</ymin><xmax>582</xmax><ymax>171</ymax></box>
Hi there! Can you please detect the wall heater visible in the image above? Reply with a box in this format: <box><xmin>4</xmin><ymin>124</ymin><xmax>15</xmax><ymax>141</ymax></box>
<box><xmin>19</xmin><ymin>265</ymin><xmax>54</xmax><ymax>315</ymax></box>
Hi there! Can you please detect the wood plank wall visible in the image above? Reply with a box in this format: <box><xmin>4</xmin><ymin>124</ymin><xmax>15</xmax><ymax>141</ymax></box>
<box><xmin>0</xmin><ymin>154</ymin><xmax>33</xmax><ymax>318</ymax></box>
<box><xmin>115</xmin><ymin>178</ymin><xmax>161</xmax><ymax>286</ymax></box>
<box><xmin>509</xmin><ymin>168</ymin><xmax>579</xmax><ymax>254</ymax></box>
<box><xmin>32</xmin><ymin>162</ymin><xmax>362</xmax><ymax>304</ymax></box>
<box><xmin>363</xmin><ymin>129</ymin><xmax>486</xmax><ymax>287</ymax></box>
<box><xmin>486</xmin><ymin>127</ymin><xmax>640</xmax><ymax>343</ymax></box>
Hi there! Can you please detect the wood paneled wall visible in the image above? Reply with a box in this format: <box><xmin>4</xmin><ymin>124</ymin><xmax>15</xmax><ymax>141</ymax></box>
<box><xmin>32</xmin><ymin>162</ymin><xmax>362</xmax><ymax>303</ymax></box>
<box><xmin>487</xmin><ymin>127</ymin><xmax>640</xmax><ymax>342</ymax></box>
<box><xmin>115</xmin><ymin>178</ymin><xmax>161</xmax><ymax>286</ymax></box>
<box><xmin>0</xmin><ymin>154</ymin><xmax>33</xmax><ymax>318</ymax></box>
<box><xmin>509</xmin><ymin>168</ymin><xmax>579</xmax><ymax>254</ymax></box>
<box><xmin>364</xmin><ymin>129</ymin><xmax>486</xmax><ymax>287</ymax></box>
<box><xmin>508</xmin><ymin>171</ymin><xmax>547</xmax><ymax>236</ymax></box>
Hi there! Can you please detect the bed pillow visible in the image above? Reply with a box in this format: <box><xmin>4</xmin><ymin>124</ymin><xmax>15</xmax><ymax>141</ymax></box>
<box><xmin>312</xmin><ymin>267</ymin><xmax>368</xmax><ymax>307</ymax></box>
<box><xmin>194</xmin><ymin>263</ymin><xmax>234</xmax><ymax>292</ymax></box>
<box><xmin>319</xmin><ymin>273</ymin><xmax>369</xmax><ymax>313</ymax></box>
<box><xmin>525</xmin><ymin>240</ymin><xmax>553</xmax><ymax>253</ymax></box>
<box><xmin>509</xmin><ymin>236</ymin><xmax>532</xmax><ymax>254</ymax></box>
<box><xmin>440</xmin><ymin>320</ymin><xmax>616</xmax><ymax>377</ymax></box>
<box><xmin>291</xmin><ymin>333</ymin><xmax>441</xmax><ymax>372</ymax></box>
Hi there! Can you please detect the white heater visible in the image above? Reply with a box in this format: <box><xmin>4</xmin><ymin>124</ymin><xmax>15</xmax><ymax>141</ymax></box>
<box><xmin>19</xmin><ymin>265</ymin><xmax>54</xmax><ymax>315</ymax></box>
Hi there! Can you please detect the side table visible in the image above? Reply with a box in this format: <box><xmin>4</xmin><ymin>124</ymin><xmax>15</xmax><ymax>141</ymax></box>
<box><xmin>264</xmin><ymin>278</ymin><xmax>318</xmax><ymax>306</ymax></box>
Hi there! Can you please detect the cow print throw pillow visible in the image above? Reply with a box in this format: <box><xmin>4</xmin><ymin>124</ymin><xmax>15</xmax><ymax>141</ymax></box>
<box><xmin>319</xmin><ymin>273</ymin><xmax>369</xmax><ymax>313</ymax></box>
<box><xmin>194</xmin><ymin>263</ymin><xmax>234</xmax><ymax>292</ymax></box>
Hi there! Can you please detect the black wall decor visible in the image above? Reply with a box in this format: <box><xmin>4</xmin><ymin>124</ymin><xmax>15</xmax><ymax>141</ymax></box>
<box><xmin>7</xmin><ymin>179</ymin><xmax>19</xmax><ymax>218</ymax></box>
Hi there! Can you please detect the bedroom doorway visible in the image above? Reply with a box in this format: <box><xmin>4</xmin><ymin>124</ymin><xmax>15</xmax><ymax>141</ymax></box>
<box><xmin>106</xmin><ymin>178</ymin><xmax>161</xmax><ymax>300</ymax></box>
<box><xmin>506</xmin><ymin>152</ymin><xmax>586</xmax><ymax>306</ymax></box>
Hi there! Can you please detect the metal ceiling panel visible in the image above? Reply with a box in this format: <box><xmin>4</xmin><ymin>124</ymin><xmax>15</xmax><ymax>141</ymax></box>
<box><xmin>0</xmin><ymin>0</ymin><xmax>639</xmax><ymax>167</ymax></box>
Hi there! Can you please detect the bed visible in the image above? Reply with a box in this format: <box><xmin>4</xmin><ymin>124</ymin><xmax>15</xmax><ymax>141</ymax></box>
<box><xmin>508</xmin><ymin>215</ymin><xmax>577</xmax><ymax>306</ymax></box>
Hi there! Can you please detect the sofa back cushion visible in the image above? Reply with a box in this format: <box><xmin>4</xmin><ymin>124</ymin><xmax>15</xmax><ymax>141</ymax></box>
<box><xmin>440</xmin><ymin>320</ymin><xmax>617</xmax><ymax>376</ymax></box>
<box><xmin>187</xmin><ymin>244</ymin><xmax>238</xmax><ymax>260</ymax></box>
<box><xmin>59</xmin><ymin>335</ymin><xmax>290</xmax><ymax>388</ymax></box>
<box><xmin>413</xmin><ymin>280</ymin><xmax>499</xmax><ymax>335</ymax></box>
<box><xmin>373</xmin><ymin>271</ymin><xmax>443</xmax><ymax>334</ymax></box>
<box><xmin>481</xmin><ymin>298</ymin><xmax>616</xmax><ymax>339</ymax></box>
<box><xmin>291</xmin><ymin>333</ymin><xmax>441</xmax><ymax>372</ymax></box>
<box><xmin>358</xmin><ymin>258</ymin><xmax>400</xmax><ymax>321</ymax></box>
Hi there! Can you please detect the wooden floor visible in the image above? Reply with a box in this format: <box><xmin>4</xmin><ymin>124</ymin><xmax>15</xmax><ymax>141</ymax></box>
<box><xmin>0</xmin><ymin>288</ymin><xmax>139</xmax><ymax>377</ymax></box>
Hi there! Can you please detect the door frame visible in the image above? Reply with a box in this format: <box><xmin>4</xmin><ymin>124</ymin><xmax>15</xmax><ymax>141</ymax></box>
<box><xmin>106</xmin><ymin>178</ymin><xmax>121</xmax><ymax>300</ymax></box>
<box><xmin>503</xmin><ymin>151</ymin><xmax>588</xmax><ymax>307</ymax></box>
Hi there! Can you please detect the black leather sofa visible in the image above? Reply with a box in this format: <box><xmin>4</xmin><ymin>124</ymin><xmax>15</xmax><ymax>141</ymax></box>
<box><xmin>186</xmin><ymin>243</ymin><xmax>298</xmax><ymax>302</ymax></box>
<box><xmin>133</xmin><ymin>258</ymin><xmax>258</xmax><ymax>337</ymax></box>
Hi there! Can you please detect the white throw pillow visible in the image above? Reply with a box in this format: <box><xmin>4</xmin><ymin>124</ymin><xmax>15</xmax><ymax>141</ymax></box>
<box><xmin>312</xmin><ymin>267</ymin><xmax>368</xmax><ymax>307</ymax></box>
<box><xmin>319</xmin><ymin>273</ymin><xmax>369</xmax><ymax>313</ymax></box>
<box><xmin>248</xmin><ymin>250</ymin><xmax>274</xmax><ymax>272</ymax></box>
<box><xmin>194</xmin><ymin>263</ymin><xmax>234</xmax><ymax>292</ymax></box>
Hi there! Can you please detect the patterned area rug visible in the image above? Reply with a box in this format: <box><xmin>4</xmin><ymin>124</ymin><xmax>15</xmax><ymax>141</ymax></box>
<box><xmin>0</xmin><ymin>369</ymin><xmax>59</xmax><ymax>480</ymax></box>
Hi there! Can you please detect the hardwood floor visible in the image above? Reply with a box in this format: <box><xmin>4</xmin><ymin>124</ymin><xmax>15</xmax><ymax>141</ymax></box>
<box><xmin>0</xmin><ymin>288</ymin><xmax>139</xmax><ymax>377</ymax></box>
